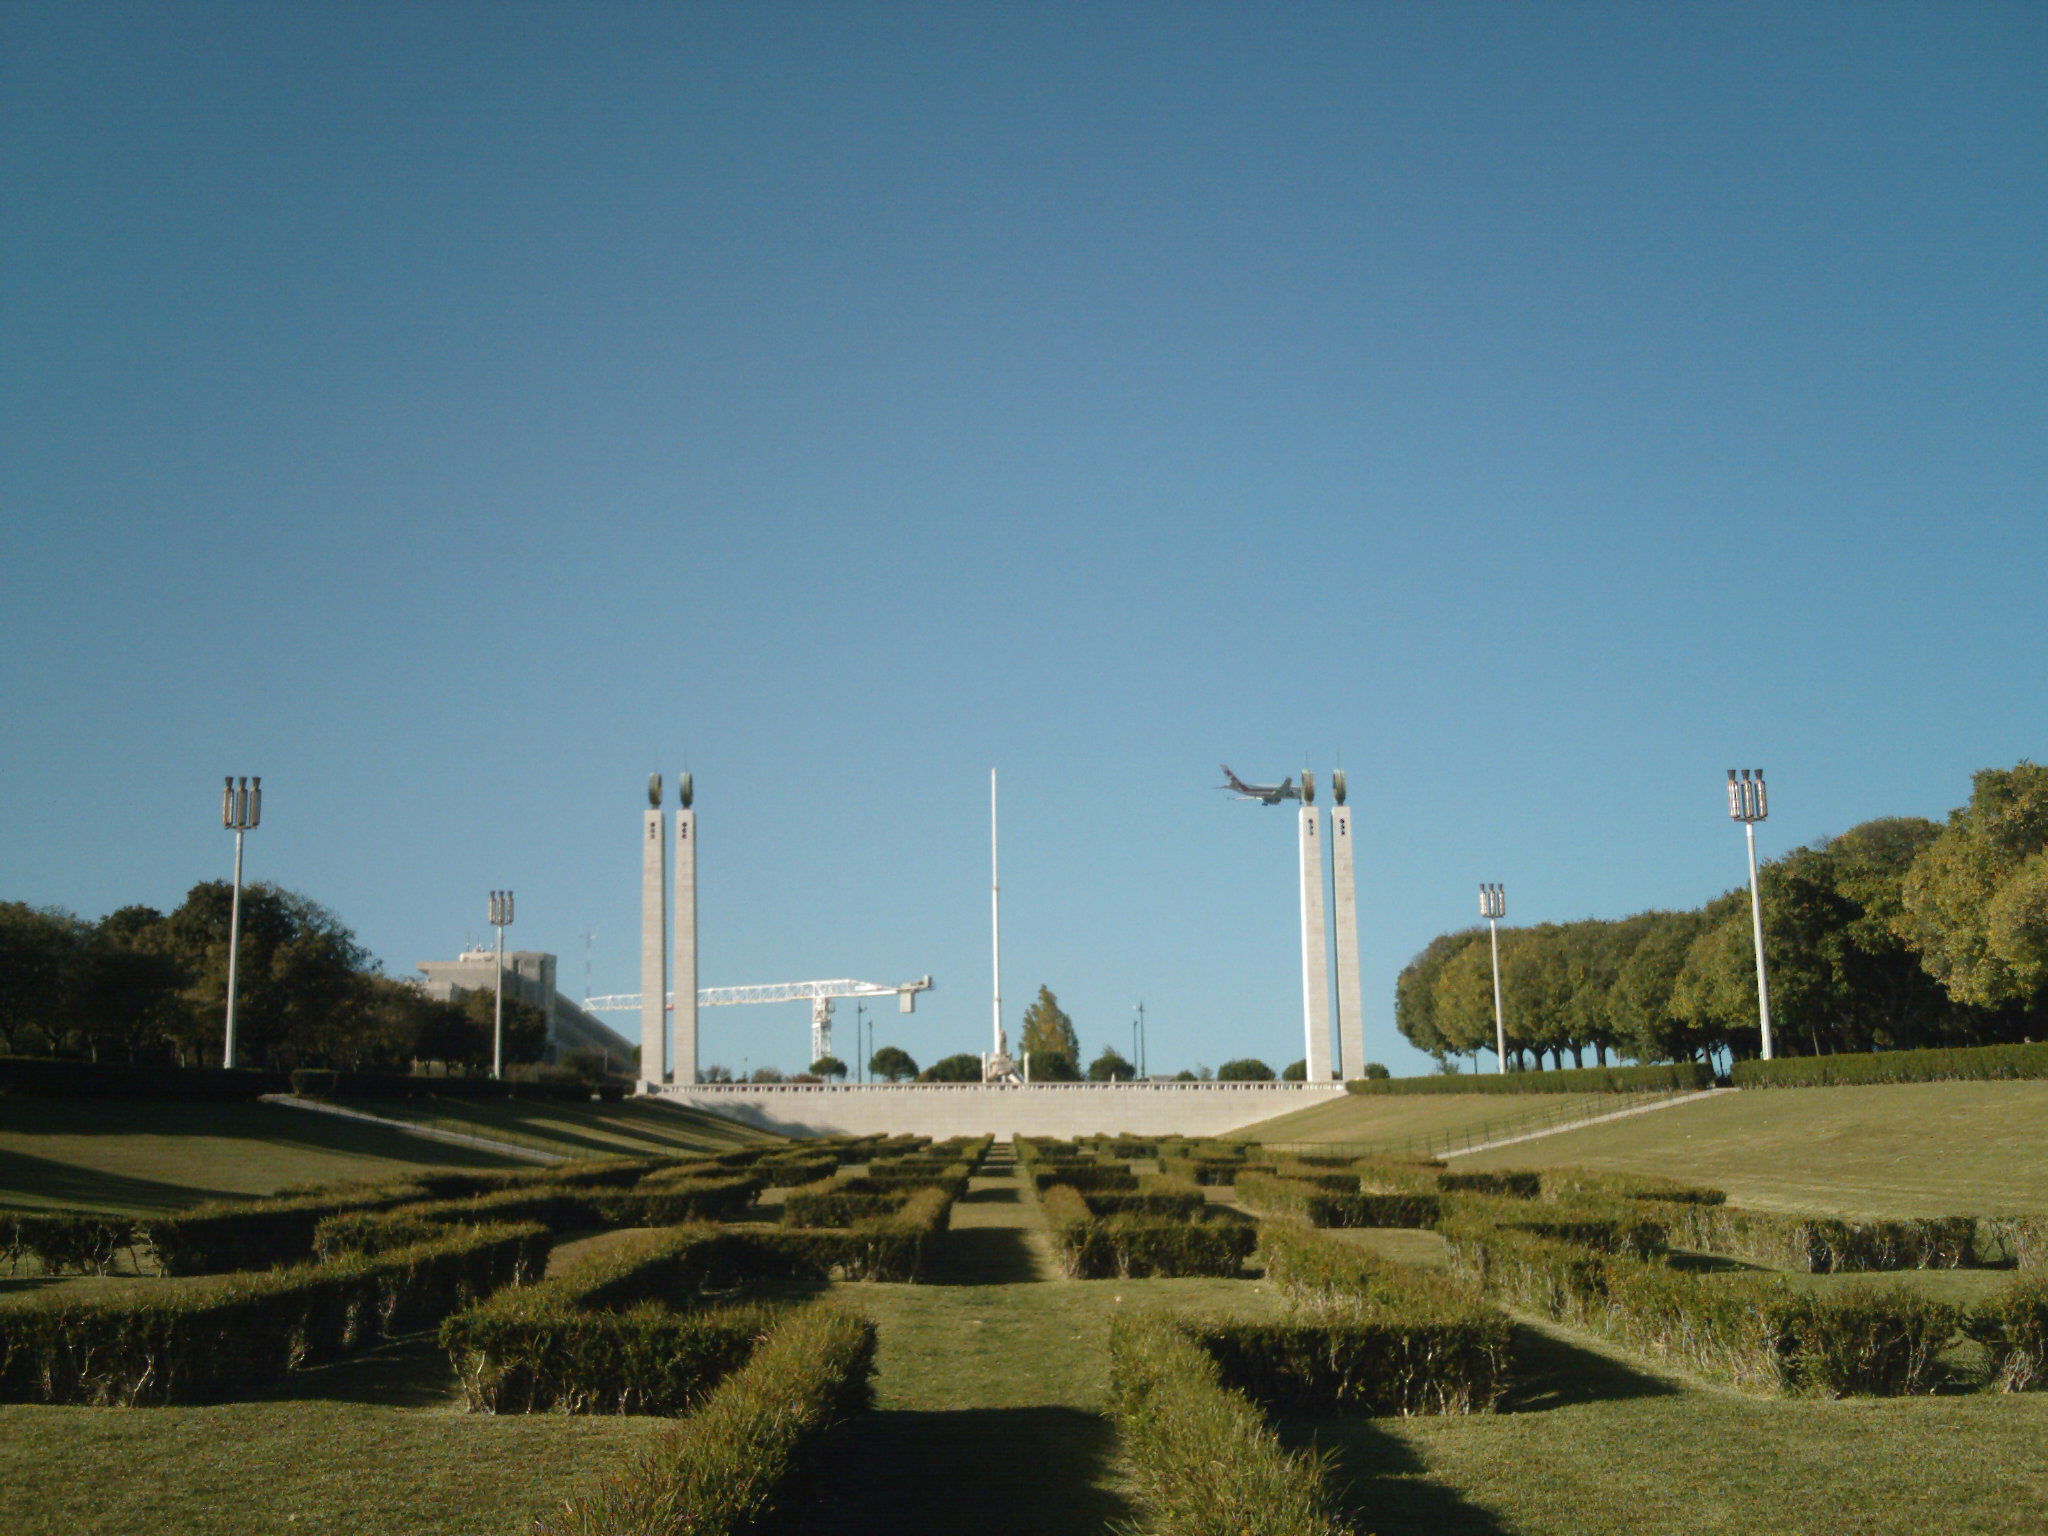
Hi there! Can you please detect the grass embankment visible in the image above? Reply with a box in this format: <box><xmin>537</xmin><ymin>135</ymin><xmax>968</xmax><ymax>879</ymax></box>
<box><xmin>1237</xmin><ymin>1090</ymin><xmax>1630</xmax><ymax>1155</ymax></box>
<box><xmin>1454</xmin><ymin>1081</ymin><xmax>2048</xmax><ymax>1217</ymax></box>
<box><xmin>0</xmin><ymin>1096</ymin><xmax>776</xmax><ymax>1217</ymax></box>
<box><xmin>335</xmin><ymin>1094</ymin><xmax>778</xmax><ymax>1160</ymax></box>
<box><xmin>0</xmin><ymin>1099</ymin><xmax>525</xmax><ymax>1215</ymax></box>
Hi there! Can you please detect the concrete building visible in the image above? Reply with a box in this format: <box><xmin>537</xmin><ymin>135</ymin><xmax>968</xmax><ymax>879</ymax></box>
<box><xmin>415</xmin><ymin>949</ymin><xmax>634</xmax><ymax>1066</ymax></box>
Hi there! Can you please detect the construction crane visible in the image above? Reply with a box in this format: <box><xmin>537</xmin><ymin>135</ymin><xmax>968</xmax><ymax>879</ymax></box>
<box><xmin>583</xmin><ymin>976</ymin><xmax>933</xmax><ymax>1065</ymax></box>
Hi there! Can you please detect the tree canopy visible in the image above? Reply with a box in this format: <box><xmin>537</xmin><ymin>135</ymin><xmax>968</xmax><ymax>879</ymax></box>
<box><xmin>1020</xmin><ymin>985</ymin><xmax>1080</xmax><ymax>1077</ymax></box>
<box><xmin>1394</xmin><ymin>768</ymin><xmax>2048</xmax><ymax>1069</ymax></box>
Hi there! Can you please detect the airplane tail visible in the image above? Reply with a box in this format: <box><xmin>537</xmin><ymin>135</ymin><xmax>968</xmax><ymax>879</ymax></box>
<box><xmin>1220</xmin><ymin>764</ymin><xmax>1248</xmax><ymax>793</ymax></box>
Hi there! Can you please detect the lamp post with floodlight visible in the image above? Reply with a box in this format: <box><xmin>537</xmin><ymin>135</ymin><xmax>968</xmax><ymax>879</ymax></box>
<box><xmin>221</xmin><ymin>776</ymin><xmax>261</xmax><ymax>1069</ymax></box>
<box><xmin>489</xmin><ymin>890</ymin><xmax>514</xmax><ymax>1079</ymax></box>
<box><xmin>1479</xmin><ymin>883</ymin><xmax>1508</xmax><ymax>1072</ymax></box>
<box><xmin>1727</xmin><ymin>769</ymin><xmax>1775</xmax><ymax>1061</ymax></box>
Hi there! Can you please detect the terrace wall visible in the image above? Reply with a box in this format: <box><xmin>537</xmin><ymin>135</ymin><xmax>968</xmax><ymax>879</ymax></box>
<box><xmin>648</xmin><ymin>1081</ymin><xmax>1346</xmax><ymax>1138</ymax></box>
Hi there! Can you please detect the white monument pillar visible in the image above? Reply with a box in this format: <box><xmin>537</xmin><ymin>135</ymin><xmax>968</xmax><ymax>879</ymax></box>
<box><xmin>674</xmin><ymin>785</ymin><xmax>698</xmax><ymax>1086</ymax></box>
<box><xmin>1330</xmin><ymin>800</ymin><xmax>1364</xmax><ymax>1080</ymax></box>
<box><xmin>1298</xmin><ymin>803</ymin><xmax>1334</xmax><ymax>1081</ymax></box>
<box><xmin>640</xmin><ymin>776</ymin><xmax>668</xmax><ymax>1087</ymax></box>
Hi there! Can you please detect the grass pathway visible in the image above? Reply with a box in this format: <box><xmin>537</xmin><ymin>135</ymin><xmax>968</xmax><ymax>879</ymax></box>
<box><xmin>787</xmin><ymin>1147</ymin><xmax>1278</xmax><ymax>1535</ymax></box>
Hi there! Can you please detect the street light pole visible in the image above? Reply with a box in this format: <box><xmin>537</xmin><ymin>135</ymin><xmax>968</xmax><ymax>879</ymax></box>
<box><xmin>221</xmin><ymin>776</ymin><xmax>261</xmax><ymax>1069</ymax></box>
<box><xmin>1479</xmin><ymin>883</ymin><xmax>1507</xmax><ymax>1072</ymax></box>
<box><xmin>1135</xmin><ymin>1000</ymin><xmax>1148</xmax><ymax>1080</ymax></box>
<box><xmin>855</xmin><ymin>1001</ymin><xmax>868</xmax><ymax>1085</ymax></box>
<box><xmin>489</xmin><ymin>890</ymin><xmax>514</xmax><ymax>1079</ymax></box>
<box><xmin>1727</xmin><ymin>769</ymin><xmax>1775</xmax><ymax>1061</ymax></box>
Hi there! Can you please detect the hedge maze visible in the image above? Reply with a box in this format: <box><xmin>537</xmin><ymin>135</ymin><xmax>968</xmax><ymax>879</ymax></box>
<box><xmin>6</xmin><ymin>1123</ymin><xmax>2047</xmax><ymax>1534</ymax></box>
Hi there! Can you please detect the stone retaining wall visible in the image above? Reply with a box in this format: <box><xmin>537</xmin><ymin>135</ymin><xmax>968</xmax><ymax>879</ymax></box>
<box><xmin>647</xmin><ymin>1080</ymin><xmax>1348</xmax><ymax>1138</ymax></box>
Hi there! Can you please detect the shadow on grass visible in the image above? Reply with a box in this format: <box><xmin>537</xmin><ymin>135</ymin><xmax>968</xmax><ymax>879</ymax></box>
<box><xmin>1275</xmin><ymin>1414</ymin><xmax>1518</xmax><ymax>1536</ymax></box>
<box><xmin>243</xmin><ymin>1332</ymin><xmax>462</xmax><ymax>1409</ymax></box>
<box><xmin>1500</xmin><ymin>1323</ymin><xmax>1682</xmax><ymax>1412</ymax></box>
<box><xmin>1664</xmin><ymin>1248</ymin><xmax>1772</xmax><ymax>1274</ymax></box>
<box><xmin>0</xmin><ymin>1147</ymin><xmax>243</xmax><ymax>1214</ymax></box>
<box><xmin>767</xmin><ymin>1405</ymin><xmax>1137</xmax><ymax>1536</ymax></box>
<box><xmin>923</xmin><ymin>1226</ymin><xmax>1042</xmax><ymax>1285</ymax></box>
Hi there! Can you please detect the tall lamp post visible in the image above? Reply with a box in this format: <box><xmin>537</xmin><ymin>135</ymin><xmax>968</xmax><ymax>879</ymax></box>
<box><xmin>1133</xmin><ymin>1001</ymin><xmax>1147</xmax><ymax>1082</ymax></box>
<box><xmin>1479</xmin><ymin>883</ymin><xmax>1508</xmax><ymax>1072</ymax></box>
<box><xmin>221</xmin><ymin>777</ymin><xmax>261</xmax><ymax>1069</ymax></box>
<box><xmin>1727</xmin><ymin>769</ymin><xmax>1774</xmax><ymax>1061</ymax></box>
<box><xmin>855</xmin><ymin>1001</ymin><xmax>869</xmax><ymax>1084</ymax></box>
<box><xmin>489</xmin><ymin>889</ymin><xmax>514</xmax><ymax>1079</ymax></box>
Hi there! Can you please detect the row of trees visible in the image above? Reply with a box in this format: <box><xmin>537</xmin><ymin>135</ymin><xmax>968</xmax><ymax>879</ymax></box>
<box><xmin>1398</xmin><ymin>763</ymin><xmax>2048</xmax><ymax>1069</ymax></box>
<box><xmin>0</xmin><ymin>882</ymin><xmax>549</xmax><ymax>1073</ymax></box>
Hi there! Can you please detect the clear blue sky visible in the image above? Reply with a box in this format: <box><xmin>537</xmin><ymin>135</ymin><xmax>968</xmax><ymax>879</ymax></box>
<box><xmin>5</xmin><ymin>2</ymin><xmax>2043</xmax><ymax>1076</ymax></box>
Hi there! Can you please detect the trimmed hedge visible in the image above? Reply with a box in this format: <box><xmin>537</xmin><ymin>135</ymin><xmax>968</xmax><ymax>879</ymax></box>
<box><xmin>140</xmin><ymin>1184</ymin><xmax>434</xmax><ymax>1274</ymax></box>
<box><xmin>313</xmin><ymin>1175</ymin><xmax>763</xmax><ymax>1259</ymax></box>
<box><xmin>1661</xmin><ymin>1206</ymin><xmax>1977</xmax><ymax>1273</ymax></box>
<box><xmin>1108</xmin><ymin>1311</ymin><xmax>1357</xmax><ymax>1536</ymax></box>
<box><xmin>1041</xmin><ymin>1186</ymin><xmax>1256</xmax><ymax>1279</ymax></box>
<box><xmin>1244</xmin><ymin>1225</ymin><xmax>1511</xmax><ymax>1413</ymax></box>
<box><xmin>1966</xmin><ymin>1273</ymin><xmax>2048</xmax><ymax>1391</ymax></box>
<box><xmin>1031</xmin><ymin>1164</ymin><xmax>1138</xmax><ymax>1195</ymax></box>
<box><xmin>2</xmin><ymin>1211</ymin><xmax>142</xmax><ymax>1276</ymax></box>
<box><xmin>1344</xmin><ymin>1062</ymin><xmax>1713</xmax><ymax>1096</ymax></box>
<box><xmin>1236</xmin><ymin>1172</ymin><xmax>1440</xmax><ymax>1231</ymax></box>
<box><xmin>1080</xmin><ymin>1177</ymin><xmax>1208</xmax><ymax>1220</ymax></box>
<box><xmin>781</xmin><ymin>1177</ymin><xmax>912</xmax><ymax>1228</ymax></box>
<box><xmin>1157</xmin><ymin>1156</ymin><xmax>1272</xmax><ymax>1187</ymax></box>
<box><xmin>0</xmin><ymin>1222</ymin><xmax>548</xmax><ymax>1405</ymax></box>
<box><xmin>1438</xmin><ymin>1170</ymin><xmax>1543</xmax><ymax>1199</ymax></box>
<box><xmin>1446</xmin><ymin>1222</ymin><xmax>1958</xmax><ymax>1396</ymax></box>
<box><xmin>534</xmin><ymin>1304</ymin><xmax>876</xmax><ymax>1536</ymax></box>
<box><xmin>757</xmin><ymin>1187</ymin><xmax>954</xmax><ymax>1282</ymax></box>
<box><xmin>1980</xmin><ymin>1216</ymin><xmax>2048</xmax><ymax>1270</ymax></box>
<box><xmin>1731</xmin><ymin>1042</ymin><xmax>2048</xmax><ymax>1089</ymax></box>
<box><xmin>0</xmin><ymin>1057</ymin><xmax>280</xmax><ymax>1101</ymax></box>
<box><xmin>288</xmin><ymin>1068</ymin><xmax>599</xmax><ymax>1102</ymax></box>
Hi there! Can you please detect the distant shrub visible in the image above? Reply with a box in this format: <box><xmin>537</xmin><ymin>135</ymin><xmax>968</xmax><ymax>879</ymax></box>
<box><xmin>1217</xmin><ymin>1058</ymin><xmax>1276</xmax><ymax>1082</ymax></box>
<box><xmin>1</xmin><ymin>1211</ymin><xmax>141</xmax><ymax>1275</ymax></box>
<box><xmin>1346</xmin><ymin>1062</ymin><xmax>1712</xmax><ymax>1096</ymax></box>
<box><xmin>1731</xmin><ymin>1043</ymin><xmax>2048</xmax><ymax>1089</ymax></box>
<box><xmin>1662</xmin><ymin>1207</ymin><xmax>1977</xmax><ymax>1273</ymax></box>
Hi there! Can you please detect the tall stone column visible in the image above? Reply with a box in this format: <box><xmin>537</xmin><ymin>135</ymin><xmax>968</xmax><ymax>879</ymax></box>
<box><xmin>674</xmin><ymin>804</ymin><xmax>698</xmax><ymax>1086</ymax></box>
<box><xmin>1330</xmin><ymin>803</ymin><xmax>1364</xmax><ymax>1080</ymax></box>
<box><xmin>641</xmin><ymin>792</ymin><xmax>668</xmax><ymax>1087</ymax></box>
<box><xmin>1299</xmin><ymin>805</ymin><xmax>1333</xmax><ymax>1081</ymax></box>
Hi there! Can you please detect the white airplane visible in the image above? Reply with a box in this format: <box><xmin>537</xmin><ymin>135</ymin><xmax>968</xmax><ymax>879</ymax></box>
<box><xmin>1219</xmin><ymin>765</ymin><xmax>1302</xmax><ymax>805</ymax></box>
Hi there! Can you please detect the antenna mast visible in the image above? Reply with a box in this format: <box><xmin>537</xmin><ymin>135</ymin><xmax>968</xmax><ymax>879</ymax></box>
<box><xmin>991</xmin><ymin>768</ymin><xmax>1003</xmax><ymax>1061</ymax></box>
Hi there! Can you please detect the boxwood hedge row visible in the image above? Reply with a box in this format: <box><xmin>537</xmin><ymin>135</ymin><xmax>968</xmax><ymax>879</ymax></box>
<box><xmin>0</xmin><ymin>1221</ymin><xmax>548</xmax><ymax>1406</ymax></box>
<box><xmin>1660</xmin><ymin>1205</ymin><xmax>1977</xmax><ymax>1274</ymax></box>
<box><xmin>2</xmin><ymin>1211</ymin><xmax>143</xmax><ymax>1276</ymax></box>
<box><xmin>1965</xmin><ymin>1273</ymin><xmax>2048</xmax><ymax>1391</ymax></box>
<box><xmin>1445</xmin><ymin>1220</ymin><xmax>1958</xmax><ymax>1396</ymax></box>
<box><xmin>1234</xmin><ymin>1172</ymin><xmax>1440</xmax><ymax>1231</ymax></box>
<box><xmin>1040</xmin><ymin>1185</ymin><xmax>1256</xmax><ymax>1279</ymax></box>
<box><xmin>1234</xmin><ymin>1224</ymin><xmax>1512</xmax><ymax>1414</ymax></box>
<box><xmin>1108</xmin><ymin>1311</ymin><xmax>1357</xmax><ymax>1536</ymax></box>
<box><xmin>534</xmin><ymin>1304</ymin><xmax>877</xmax><ymax>1536</ymax></box>
<box><xmin>1344</xmin><ymin>1062</ymin><xmax>1713</xmax><ymax>1096</ymax></box>
<box><xmin>1731</xmin><ymin>1042</ymin><xmax>2048</xmax><ymax>1089</ymax></box>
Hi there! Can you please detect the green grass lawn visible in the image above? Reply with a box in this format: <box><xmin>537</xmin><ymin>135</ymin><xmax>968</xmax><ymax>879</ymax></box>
<box><xmin>1235</xmin><ymin>1089</ymin><xmax>1633</xmax><ymax>1155</ymax></box>
<box><xmin>0</xmin><ymin>1395</ymin><xmax>667</xmax><ymax>1536</ymax></box>
<box><xmin>0</xmin><ymin>1098</ymin><xmax>528</xmax><ymax>1215</ymax></box>
<box><xmin>1454</xmin><ymin>1081</ymin><xmax>2048</xmax><ymax>1216</ymax></box>
<box><xmin>336</xmin><ymin>1094</ymin><xmax>779</xmax><ymax>1159</ymax></box>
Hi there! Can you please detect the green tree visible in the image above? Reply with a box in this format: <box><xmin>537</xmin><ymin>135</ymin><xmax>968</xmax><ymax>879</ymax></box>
<box><xmin>1282</xmin><ymin>1058</ymin><xmax>1307</xmax><ymax>1081</ymax></box>
<box><xmin>0</xmin><ymin>902</ymin><xmax>87</xmax><ymax>1054</ymax></box>
<box><xmin>1216</xmin><ymin>1057</ymin><xmax>1274</xmax><ymax>1081</ymax></box>
<box><xmin>1608</xmin><ymin>909</ymin><xmax>1710</xmax><ymax>1062</ymax></box>
<box><xmin>810</xmin><ymin>1055</ymin><xmax>847</xmax><ymax>1081</ymax></box>
<box><xmin>1394</xmin><ymin>930</ymin><xmax>1478</xmax><ymax>1059</ymax></box>
<box><xmin>1899</xmin><ymin>765</ymin><xmax>2048</xmax><ymax>1012</ymax></box>
<box><xmin>1087</xmin><ymin>1045</ymin><xmax>1136</xmax><ymax>1081</ymax></box>
<box><xmin>919</xmin><ymin>1053</ymin><xmax>983</xmax><ymax>1082</ymax></box>
<box><xmin>1430</xmin><ymin>934</ymin><xmax>1501</xmax><ymax>1063</ymax></box>
<box><xmin>868</xmin><ymin>1045</ymin><xmax>919</xmax><ymax>1082</ymax></box>
<box><xmin>1019</xmin><ymin>986</ymin><xmax>1080</xmax><ymax>1076</ymax></box>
